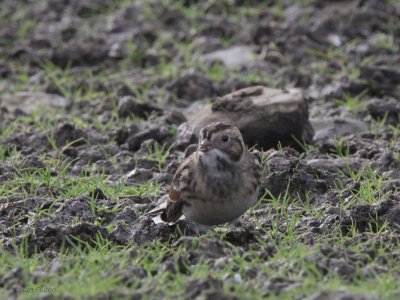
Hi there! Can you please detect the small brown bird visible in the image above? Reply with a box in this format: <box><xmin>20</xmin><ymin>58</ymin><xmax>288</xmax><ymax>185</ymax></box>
<box><xmin>146</xmin><ymin>122</ymin><xmax>261</xmax><ymax>229</ymax></box>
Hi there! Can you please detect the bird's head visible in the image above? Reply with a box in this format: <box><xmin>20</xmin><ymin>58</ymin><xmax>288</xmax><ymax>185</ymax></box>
<box><xmin>198</xmin><ymin>122</ymin><xmax>245</xmax><ymax>162</ymax></box>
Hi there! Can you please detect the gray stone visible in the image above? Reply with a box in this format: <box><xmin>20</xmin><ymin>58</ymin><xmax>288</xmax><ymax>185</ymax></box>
<box><xmin>124</xmin><ymin>168</ymin><xmax>153</xmax><ymax>183</ymax></box>
<box><xmin>307</xmin><ymin>290</ymin><xmax>379</xmax><ymax>300</ymax></box>
<box><xmin>311</xmin><ymin>117</ymin><xmax>367</xmax><ymax>140</ymax></box>
<box><xmin>0</xmin><ymin>92</ymin><xmax>68</xmax><ymax>114</ymax></box>
<box><xmin>326</xmin><ymin>206</ymin><xmax>346</xmax><ymax>217</ymax></box>
<box><xmin>201</xmin><ymin>45</ymin><xmax>257</xmax><ymax>67</ymax></box>
<box><xmin>177</xmin><ymin>86</ymin><xmax>314</xmax><ymax>150</ymax></box>
<box><xmin>117</xmin><ymin>96</ymin><xmax>162</xmax><ymax>119</ymax></box>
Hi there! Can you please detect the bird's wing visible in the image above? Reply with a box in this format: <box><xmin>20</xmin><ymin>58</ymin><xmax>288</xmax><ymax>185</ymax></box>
<box><xmin>143</xmin><ymin>199</ymin><xmax>168</xmax><ymax>217</ymax></box>
<box><xmin>163</xmin><ymin>156</ymin><xmax>194</xmax><ymax>223</ymax></box>
<box><xmin>144</xmin><ymin>154</ymin><xmax>194</xmax><ymax>225</ymax></box>
<box><xmin>143</xmin><ymin>196</ymin><xmax>185</xmax><ymax>225</ymax></box>
<box><xmin>168</xmin><ymin>155</ymin><xmax>193</xmax><ymax>201</ymax></box>
<box><xmin>162</xmin><ymin>200</ymin><xmax>185</xmax><ymax>224</ymax></box>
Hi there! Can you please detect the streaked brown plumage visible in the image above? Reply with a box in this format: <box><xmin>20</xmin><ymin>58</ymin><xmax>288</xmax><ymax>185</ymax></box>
<box><xmin>147</xmin><ymin>122</ymin><xmax>261</xmax><ymax>227</ymax></box>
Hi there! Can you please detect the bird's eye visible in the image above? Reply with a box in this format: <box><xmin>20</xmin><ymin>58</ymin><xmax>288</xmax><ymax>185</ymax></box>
<box><xmin>222</xmin><ymin>135</ymin><xmax>230</xmax><ymax>142</ymax></box>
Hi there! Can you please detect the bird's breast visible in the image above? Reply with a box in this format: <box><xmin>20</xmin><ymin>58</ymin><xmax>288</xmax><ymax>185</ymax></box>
<box><xmin>181</xmin><ymin>169</ymin><xmax>259</xmax><ymax>225</ymax></box>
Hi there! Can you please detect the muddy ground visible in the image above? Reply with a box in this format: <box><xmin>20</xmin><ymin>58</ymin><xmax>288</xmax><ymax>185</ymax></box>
<box><xmin>0</xmin><ymin>0</ymin><xmax>400</xmax><ymax>299</ymax></box>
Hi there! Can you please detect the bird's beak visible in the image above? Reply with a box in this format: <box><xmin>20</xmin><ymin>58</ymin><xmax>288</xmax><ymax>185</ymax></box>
<box><xmin>199</xmin><ymin>138</ymin><xmax>214</xmax><ymax>152</ymax></box>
